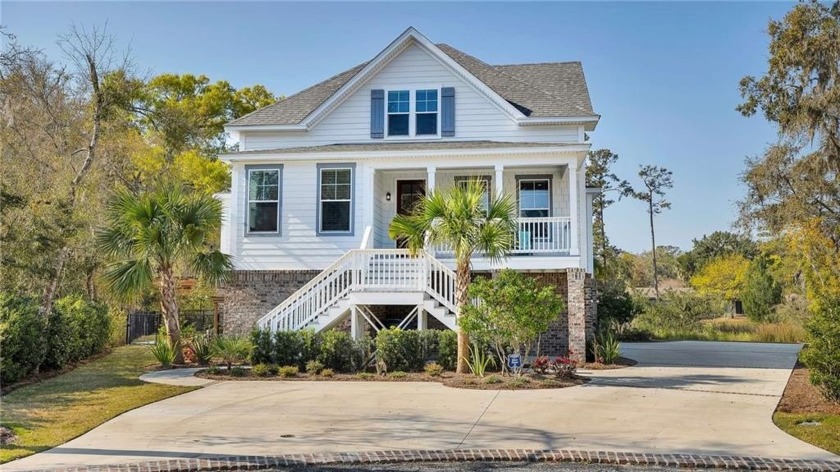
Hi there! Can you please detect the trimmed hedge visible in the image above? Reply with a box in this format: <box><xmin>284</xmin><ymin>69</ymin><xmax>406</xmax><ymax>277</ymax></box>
<box><xmin>249</xmin><ymin>327</ymin><xmax>451</xmax><ymax>373</ymax></box>
<box><xmin>0</xmin><ymin>294</ymin><xmax>111</xmax><ymax>386</ymax></box>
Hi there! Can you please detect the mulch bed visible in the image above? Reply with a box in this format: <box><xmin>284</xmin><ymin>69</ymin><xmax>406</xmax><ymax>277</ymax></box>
<box><xmin>582</xmin><ymin>356</ymin><xmax>637</xmax><ymax>370</ymax></box>
<box><xmin>777</xmin><ymin>361</ymin><xmax>840</xmax><ymax>415</ymax></box>
<box><xmin>195</xmin><ymin>368</ymin><xmax>603</xmax><ymax>390</ymax></box>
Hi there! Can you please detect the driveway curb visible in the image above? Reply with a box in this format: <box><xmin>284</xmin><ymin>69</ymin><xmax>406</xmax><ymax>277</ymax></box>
<box><xmin>20</xmin><ymin>448</ymin><xmax>840</xmax><ymax>472</ymax></box>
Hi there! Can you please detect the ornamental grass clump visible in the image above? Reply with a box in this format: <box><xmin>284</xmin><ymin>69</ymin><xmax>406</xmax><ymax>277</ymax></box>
<box><xmin>211</xmin><ymin>335</ymin><xmax>253</xmax><ymax>370</ymax></box>
<box><xmin>149</xmin><ymin>334</ymin><xmax>178</xmax><ymax>368</ymax></box>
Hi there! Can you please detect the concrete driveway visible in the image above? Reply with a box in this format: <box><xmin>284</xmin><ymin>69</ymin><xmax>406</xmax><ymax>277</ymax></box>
<box><xmin>7</xmin><ymin>341</ymin><xmax>837</xmax><ymax>470</ymax></box>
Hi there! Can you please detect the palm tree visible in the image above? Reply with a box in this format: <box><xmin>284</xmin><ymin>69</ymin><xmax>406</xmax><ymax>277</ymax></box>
<box><xmin>389</xmin><ymin>180</ymin><xmax>516</xmax><ymax>373</ymax></box>
<box><xmin>98</xmin><ymin>182</ymin><xmax>232</xmax><ymax>363</ymax></box>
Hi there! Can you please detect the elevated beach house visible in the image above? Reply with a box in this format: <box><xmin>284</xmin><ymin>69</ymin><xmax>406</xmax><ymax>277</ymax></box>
<box><xmin>218</xmin><ymin>28</ymin><xmax>600</xmax><ymax>360</ymax></box>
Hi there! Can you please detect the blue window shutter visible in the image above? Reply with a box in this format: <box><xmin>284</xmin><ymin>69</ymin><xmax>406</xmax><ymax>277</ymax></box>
<box><xmin>441</xmin><ymin>87</ymin><xmax>455</xmax><ymax>137</ymax></box>
<box><xmin>371</xmin><ymin>89</ymin><xmax>384</xmax><ymax>139</ymax></box>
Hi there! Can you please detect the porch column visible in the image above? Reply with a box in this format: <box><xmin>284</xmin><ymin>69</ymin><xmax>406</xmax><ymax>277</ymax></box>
<box><xmin>362</xmin><ymin>166</ymin><xmax>376</xmax><ymax>245</ymax></box>
<box><xmin>494</xmin><ymin>164</ymin><xmax>504</xmax><ymax>198</ymax></box>
<box><xmin>427</xmin><ymin>166</ymin><xmax>436</xmax><ymax>192</ymax></box>
<box><xmin>350</xmin><ymin>305</ymin><xmax>361</xmax><ymax>340</ymax></box>
<box><xmin>417</xmin><ymin>306</ymin><xmax>427</xmax><ymax>330</ymax></box>
<box><xmin>568</xmin><ymin>161</ymin><xmax>580</xmax><ymax>256</ymax></box>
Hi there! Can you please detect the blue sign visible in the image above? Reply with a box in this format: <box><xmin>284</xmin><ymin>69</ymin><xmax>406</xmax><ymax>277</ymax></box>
<box><xmin>507</xmin><ymin>354</ymin><xmax>522</xmax><ymax>369</ymax></box>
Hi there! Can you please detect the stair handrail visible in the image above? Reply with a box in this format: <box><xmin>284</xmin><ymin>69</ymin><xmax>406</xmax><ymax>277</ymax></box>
<box><xmin>256</xmin><ymin>251</ymin><xmax>357</xmax><ymax>330</ymax></box>
<box><xmin>422</xmin><ymin>251</ymin><xmax>458</xmax><ymax>314</ymax></box>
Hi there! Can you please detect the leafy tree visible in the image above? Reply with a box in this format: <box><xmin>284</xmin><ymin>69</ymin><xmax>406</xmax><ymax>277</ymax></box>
<box><xmin>97</xmin><ymin>182</ymin><xmax>232</xmax><ymax>362</ymax></box>
<box><xmin>460</xmin><ymin>270</ymin><xmax>564</xmax><ymax>374</ymax></box>
<box><xmin>585</xmin><ymin>149</ymin><xmax>622</xmax><ymax>274</ymax></box>
<box><xmin>678</xmin><ymin>231</ymin><xmax>758</xmax><ymax>278</ymax></box>
<box><xmin>620</xmin><ymin>165</ymin><xmax>674</xmax><ymax>297</ymax></box>
<box><xmin>741</xmin><ymin>255</ymin><xmax>783</xmax><ymax>322</ymax></box>
<box><xmin>800</xmin><ymin>299</ymin><xmax>840</xmax><ymax>401</ymax></box>
<box><xmin>595</xmin><ymin>277</ymin><xmax>637</xmax><ymax>329</ymax></box>
<box><xmin>389</xmin><ymin>181</ymin><xmax>516</xmax><ymax>373</ymax></box>
<box><xmin>737</xmin><ymin>1</ymin><xmax>840</xmax><ymax>397</ymax></box>
<box><xmin>690</xmin><ymin>254</ymin><xmax>750</xmax><ymax>302</ymax></box>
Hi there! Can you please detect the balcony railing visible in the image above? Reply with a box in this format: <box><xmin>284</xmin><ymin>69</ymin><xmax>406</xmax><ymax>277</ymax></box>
<box><xmin>431</xmin><ymin>216</ymin><xmax>572</xmax><ymax>257</ymax></box>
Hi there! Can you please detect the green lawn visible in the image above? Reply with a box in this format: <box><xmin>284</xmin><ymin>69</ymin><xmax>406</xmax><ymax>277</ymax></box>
<box><xmin>774</xmin><ymin>412</ymin><xmax>840</xmax><ymax>455</ymax></box>
<box><xmin>0</xmin><ymin>344</ymin><xmax>195</xmax><ymax>463</ymax></box>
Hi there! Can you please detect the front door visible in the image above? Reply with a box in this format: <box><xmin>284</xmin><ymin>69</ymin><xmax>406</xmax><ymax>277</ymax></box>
<box><xmin>395</xmin><ymin>179</ymin><xmax>425</xmax><ymax>248</ymax></box>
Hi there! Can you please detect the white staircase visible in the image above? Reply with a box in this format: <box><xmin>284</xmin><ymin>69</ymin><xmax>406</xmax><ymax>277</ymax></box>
<box><xmin>256</xmin><ymin>249</ymin><xmax>458</xmax><ymax>333</ymax></box>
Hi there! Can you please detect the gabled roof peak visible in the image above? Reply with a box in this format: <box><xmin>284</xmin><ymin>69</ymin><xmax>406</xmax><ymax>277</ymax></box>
<box><xmin>227</xmin><ymin>29</ymin><xmax>597</xmax><ymax>129</ymax></box>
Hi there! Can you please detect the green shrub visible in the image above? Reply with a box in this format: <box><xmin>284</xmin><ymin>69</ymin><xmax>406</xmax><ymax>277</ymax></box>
<box><xmin>149</xmin><ymin>334</ymin><xmax>178</xmax><ymax>367</ymax></box>
<box><xmin>45</xmin><ymin>295</ymin><xmax>110</xmax><ymax>369</ymax></box>
<box><xmin>321</xmin><ymin>368</ymin><xmax>335</xmax><ymax>377</ymax></box>
<box><xmin>300</xmin><ymin>329</ymin><xmax>320</xmax><ymax>368</ymax></box>
<box><xmin>306</xmin><ymin>359</ymin><xmax>325</xmax><ymax>375</ymax></box>
<box><xmin>596</xmin><ymin>278</ymin><xmax>637</xmax><ymax>328</ymax></box>
<box><xmin>189</xmin><ymin>334</ymin><xmax>213</xmax><ymax>365</ymax></box>
<box><xmin>375</xmin><ymin>328</ymin><xmax>424</xmax><ymax>372</ymax></box>
<box><xmin>594</xmin><ymin>331</ymin><xmax>621</xmax><ymax>364</ymax></box>
<box><xmin>484</xmin><ymin>375</ymin><xmax>502</xmax><ymax>384</ymax></box>
<box><xmin>632</xmin><ymin>291</ymin><xmax>724</xmax><ymax>338</ymax></box>
<box><xmin>741</xmin><ymin>255</ymin><xmax>783</xmax><ymax>322</ymax></box>
<box><xmin>357</xmin><ymin>372</ymin><xmax>373</xmax><ymax>380</ymax></box>
<box><xmin>252</xmin><ymin>363</ymin><xmax>272</xmax><ymax>377</ymax></box>
<box><xmin>801</xmin><ymin>300</ymin><xmax>840</xmax><ymax>401</ymax></box>
<box><xmin>278</xmin><ymin>365</ymin><xmax>299</xmax><ymax>378</ymax></box>
<box><xmin>438</xmin><ymin>330</ymin><xmax>457</xmax><ymax>371</ymax></box>
<box><xmin>390</xmin><ymin>371</ymin><xmax>407</xmax><ymax>379</ymax></box>
<box><xmin>230</xmin><ymin>366</ymin><xmax>247</xmax><ymax>377</ymax></box>
<box><xmin>250</xmin><ymin>328</ymin><xmax>273</xmax><ymax>365</ymax></box>
<box><xmin>205</xmin><ymin>365</ymin><xmax>221</xmax><ymax>375</ymax></box>
<box><xmin>272</xmin><ymin>330</ymin><xmax>303</xmax><ymax>367</ymax></box>
<box><xmin>351</xmin><ymin>336</ymin><xmax>374</xmax><ymax>372</ymax></box>
<box><xmin>211</xmin><ymin>335</ymin><xmax>253</xmax><ymax>370</ymax></box>
<box><xmin>0</xmin><ymin>295</ymin><xmax>47</xmax><ymax>385</ymax></box>
<box><xmin>510</xmin><ymin>377</ymin><xmax>530</xmax><ymax>388</ymax></box>
<box><xmin>318</xmin><ymin>329</ymin><xmax>355</xmax><ymax>372</ymax></box>
<box><xmin>424</xmin><ymin>362</ymin><xmax>444</xmax><ymax>377</ymax></box>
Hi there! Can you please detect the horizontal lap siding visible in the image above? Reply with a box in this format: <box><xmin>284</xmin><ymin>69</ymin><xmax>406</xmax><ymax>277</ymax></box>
<box><xmin>231</xmin><ymin>161</ymin><xmax>363</xmax><ymax>270</ymax></box>
<box><xmin>241</xmin><ymin>44</ymin><xmax>579</xmax><ymax>151</ymax></box>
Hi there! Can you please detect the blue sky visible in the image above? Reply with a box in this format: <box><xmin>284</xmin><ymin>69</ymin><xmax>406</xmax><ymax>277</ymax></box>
<box><xmin>3</xmin><ymin>1</ymin><xmax>790</xmax><ymax>252</ymax></box>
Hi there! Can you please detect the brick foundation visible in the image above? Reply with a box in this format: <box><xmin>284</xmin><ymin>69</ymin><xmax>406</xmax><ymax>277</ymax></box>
<box><xmin>218</xmin><ymin>268</ymin><xmax>597</xmax><ymax>357</ymax></box>
<box><xmin>219</xmin><ymin>270</ymin><xmax>319</xmax><ymax>335</ymax></box>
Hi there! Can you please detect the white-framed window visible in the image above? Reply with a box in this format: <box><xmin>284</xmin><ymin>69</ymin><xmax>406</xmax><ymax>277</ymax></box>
<box><xmin>415</xmin><ymin>89</ymin><xmax>438</xmax><ymax>135</ymax></box>
<box><xmin>387</xmin><ymin>90</ymin><xmax>410</xmax><ymax>136</ymax></box>
<box><xmin>317</xmin><ymin>164</ymin><xmax>355</xmax><ymax>235</ymax></box>
<box><xmin>518</xmin><ymin>178</ymin><xmax>551</xmax><ymax>218</ymax></box>
<box><xmin>246</xmin><ymin>165</ymin><xmax>282</xmax><ymax>235</ymax></box>
<box><xmin>456</xmin><ymin>175</ymin><xmax>491</xmax><ymax>212</ymax></box>
<box><xmin>386</xmin><ymin>88</ymin><xmax>440</xmax><ymax>137</ymax></box>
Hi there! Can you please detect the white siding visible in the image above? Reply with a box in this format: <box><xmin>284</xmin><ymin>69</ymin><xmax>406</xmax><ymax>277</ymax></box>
<box><xmin>230</xmin><ymin>161</ymin><xmax>365</xmax><ymax>270</ymax></box>
<box><xmin>240</xmin><ymin>44</ymin><xmax>579</xmax><ymax>151</ymax></box>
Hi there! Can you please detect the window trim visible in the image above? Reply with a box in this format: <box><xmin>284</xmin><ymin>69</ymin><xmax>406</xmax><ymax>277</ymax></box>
<box><xmin>384</xmin><ymin>88</ymin><xmax>441</xmax><ymax>139</ymax></box>
<box><xmin>244</xmin><ymin>164</ymin><xmax>283</xmax><ymax>236</ymax></box>
<box><xmin>316</xmin><ymin>163</ymin><xmax>356</xmax><ymax>236</ymax></box>
<box><xmin>515</xmin><ymin>174</ymin><xmax>553</xmax><ymax>217</ymax></box>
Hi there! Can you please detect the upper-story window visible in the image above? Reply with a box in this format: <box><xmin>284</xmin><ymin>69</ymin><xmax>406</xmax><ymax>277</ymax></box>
<box><xmin>387</xmin><ymin>90</ymin><xmax>410</xmax><ymax>136</ymax></box>
<box><xmin>415</xmin><ymin>89</ymin><xmax>438</xmax><ymax>135</ymax></box>
<box><xmin>317</xmin><ymin>164</ymin><xmax>355</xmax><ymax>235</ymax></box>
<box><xmin>246</xmin><ymin>166</ymin><xmax>282</xmax><ymax>235</ymax></box>
<box><xmin>386</xmin><ymin>89</ymin><xmax>438</xmax><ymax>137</ymax></box>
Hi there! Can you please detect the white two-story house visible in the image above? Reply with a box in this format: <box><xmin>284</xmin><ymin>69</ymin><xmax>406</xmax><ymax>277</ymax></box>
<box><xmin>218</xmin><ymin>28</ymin><xmax>600</xmax><ymax>360</ymax></box>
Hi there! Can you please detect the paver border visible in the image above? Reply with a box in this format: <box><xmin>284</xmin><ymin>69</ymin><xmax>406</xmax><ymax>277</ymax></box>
<box><xmin>21</xmin><ymin>448</ymin><xmax>840</xmax><ymax>472</ymax></box>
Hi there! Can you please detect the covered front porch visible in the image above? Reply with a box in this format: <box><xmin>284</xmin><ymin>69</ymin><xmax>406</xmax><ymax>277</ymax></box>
<box><xmin>364</xmin><ymin>159</ymin><xmax>590</xmax><ymax>271</ymax></box>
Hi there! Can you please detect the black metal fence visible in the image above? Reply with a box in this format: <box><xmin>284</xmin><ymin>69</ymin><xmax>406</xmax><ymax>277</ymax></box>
<box><xmin>125</xmin><ymin>310</ymin><xmax>215</xmax><ymax>344</ymax></box>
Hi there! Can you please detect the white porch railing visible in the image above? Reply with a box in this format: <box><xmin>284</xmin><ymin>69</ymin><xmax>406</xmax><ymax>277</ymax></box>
<box><xmin>431</xmin><ymin>216</ymin><xmax>572</xmax><ymax>256</ymax></box>
<box><xmin>257</xmin><ymin>248</ymin><xmax>457</xmax><ymax>332</ymax></box>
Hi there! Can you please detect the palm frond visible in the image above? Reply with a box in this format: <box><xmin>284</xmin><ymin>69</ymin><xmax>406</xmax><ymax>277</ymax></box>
<box><xmin>101</xmin><ymin>259</ymin><xmax>154</xmax><ymax>301</ymax></box>
<box><xmin>190</xmin><ymin>249</ymin><xmax>233</xmax><ymax>285</ymax></box>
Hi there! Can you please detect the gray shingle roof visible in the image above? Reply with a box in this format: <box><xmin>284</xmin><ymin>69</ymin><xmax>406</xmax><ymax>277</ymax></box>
<box><xmin>228</xmin><ymin>43</ymin><xmax>595</xmax><ymax>127</ymax></box>
<box><xmin>227</xmin><ymin>141</ymin><xmax>574</xmax><ymax>156</ymax></box>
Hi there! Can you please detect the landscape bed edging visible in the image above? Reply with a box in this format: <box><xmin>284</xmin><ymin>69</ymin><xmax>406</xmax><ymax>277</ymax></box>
<box><xmin>22</xmin><ymin>448</ymin><xmax>840</xmax><ymax>472</ymax></box>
